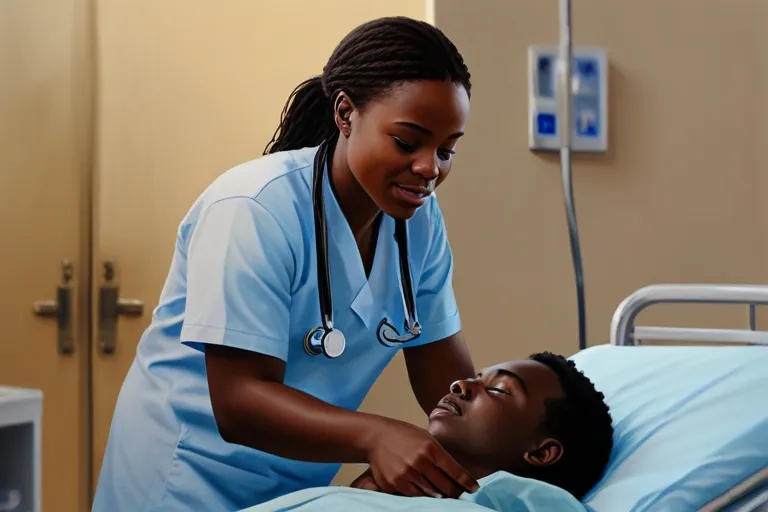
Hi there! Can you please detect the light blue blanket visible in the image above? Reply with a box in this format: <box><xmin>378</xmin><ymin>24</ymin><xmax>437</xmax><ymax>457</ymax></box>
<box><xmin>243</xmin><ymin>472</ymin><xmax>585</xmax><ymax>511</ymax></box>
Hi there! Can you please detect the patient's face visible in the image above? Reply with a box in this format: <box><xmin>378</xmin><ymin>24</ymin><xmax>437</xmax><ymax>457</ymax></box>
<box><xmin>428</xmin><ymin>360</ymin><xmax>565</xmax><ymax>478</ymax></box>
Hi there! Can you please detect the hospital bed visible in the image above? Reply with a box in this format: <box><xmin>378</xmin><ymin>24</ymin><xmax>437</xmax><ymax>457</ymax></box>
<box><xmin>576</xmin><ymin>283</ymin><xmax>768</xmax><ymax>512</ymax></box>
<box><xmin>247</xmin><ymin>283</ymin><xmax>768</xmax><ymax>512</ymax></box>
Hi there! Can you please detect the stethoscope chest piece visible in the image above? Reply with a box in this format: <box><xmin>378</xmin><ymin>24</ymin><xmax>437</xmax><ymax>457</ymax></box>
<box><xmin>304</xmin><ymin>326</ymin><xmax>346</xmax><ymax>359</ymax></box>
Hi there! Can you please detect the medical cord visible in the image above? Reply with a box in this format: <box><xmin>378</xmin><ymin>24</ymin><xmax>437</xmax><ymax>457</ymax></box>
<box><xmin>562</xmin><ymin>149</ymin><xmax>587</xmax><ymax>352</ymax></box>
<box><xmin>559</xmin><ymin>0</ymin><xmax>587</xmax><ymax>351</ymax></box>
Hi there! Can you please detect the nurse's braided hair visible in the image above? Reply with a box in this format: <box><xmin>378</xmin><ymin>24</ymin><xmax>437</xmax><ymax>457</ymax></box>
<box><xmin>263</xmin><ymin>16</ymin><xmax>471</xmax><ymax>155</ymax></box>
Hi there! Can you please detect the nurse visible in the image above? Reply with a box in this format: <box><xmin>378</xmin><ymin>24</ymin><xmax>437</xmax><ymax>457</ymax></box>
<box><xmin>94</xmin><ymin>16</ymin><xmax>476</xmax><ymax>511</ymax></box>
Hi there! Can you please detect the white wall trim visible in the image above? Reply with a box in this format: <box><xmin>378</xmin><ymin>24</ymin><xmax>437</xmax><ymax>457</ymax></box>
<box><xmin>425</xmin><ymin>0</ymin><xmax>435</xmax><ymax>25</ymax></box>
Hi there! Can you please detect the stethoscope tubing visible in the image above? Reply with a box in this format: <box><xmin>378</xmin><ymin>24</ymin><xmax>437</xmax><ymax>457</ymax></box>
<box><xmin>306</xmin><ymin>137</ymin><xmax>421</xmax><ymax>358</ymax></box>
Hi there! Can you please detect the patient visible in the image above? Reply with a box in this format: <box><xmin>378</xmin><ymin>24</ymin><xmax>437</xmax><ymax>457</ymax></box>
<box><xmin>351</xmin><ymin>352</ymin><xmax>614</xmax><ymax>501</ymax></box>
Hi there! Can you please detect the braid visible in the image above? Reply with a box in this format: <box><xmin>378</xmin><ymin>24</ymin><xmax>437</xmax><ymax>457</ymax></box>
<box><xmin>264</xmin><ymin>16</ymin><xmax>471</xmax><ymax>155</ymax></box>
<box><xmin>262</xmin><ymin>76</ymin><xmax>336</xmax><ymax>154</ymax></box>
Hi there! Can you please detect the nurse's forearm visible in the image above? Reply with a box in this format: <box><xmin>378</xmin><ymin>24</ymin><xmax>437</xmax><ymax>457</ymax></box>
<box><xmin>216</xmin><ymin>380</ymin><xmax>384</xmax><ymax>463</ymax></box>
<box><xmin>205</xmin><ymin>346</ymin><xmax>384</xmax><ymax>464</ymax></box>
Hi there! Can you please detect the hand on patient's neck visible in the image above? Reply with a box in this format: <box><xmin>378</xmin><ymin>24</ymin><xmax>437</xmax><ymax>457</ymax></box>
<box><xmin>441</xmin><ymin>443</ymin><xmax>500</xmax><ymax>482</ymax></box>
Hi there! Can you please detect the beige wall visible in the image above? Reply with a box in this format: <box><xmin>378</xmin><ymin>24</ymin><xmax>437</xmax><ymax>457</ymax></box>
<box><xmin>435</xmin><ymin>0</ymin><xmax>768</xmax><ymax>356</ymax></box>
<box><xmin>340</xmin><ymin>0</ymin><xmax>768</xmax><ymax>483</ymax></box>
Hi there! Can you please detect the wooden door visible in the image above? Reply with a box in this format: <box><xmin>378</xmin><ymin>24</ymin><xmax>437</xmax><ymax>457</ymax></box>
<box><xmin>0</xmin><ymin>1</ymin><xmax>93</xmax><ymax>511</ymax></box>
<box><xmin>90</xmin><ymin>0</ymin><xmax>428</xmax><ymax>497</ymax></box>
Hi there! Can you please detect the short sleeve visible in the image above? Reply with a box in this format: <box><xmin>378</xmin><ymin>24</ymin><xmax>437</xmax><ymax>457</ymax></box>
<box><xmin>406</xmin><ymin>198</ymin><xmax>461</xmax><ymax>348</ymax></box>
<box><xmin>180</xmin><ymin>197</ymin><xmax>294</xmax><ymax>361</ymax></box>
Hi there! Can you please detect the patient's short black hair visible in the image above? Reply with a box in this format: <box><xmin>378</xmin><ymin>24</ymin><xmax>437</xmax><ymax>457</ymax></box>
<box><xmin>528</xmin><ymin>351</ymin><xmax>614</xmax><ymax>500</ymax></box>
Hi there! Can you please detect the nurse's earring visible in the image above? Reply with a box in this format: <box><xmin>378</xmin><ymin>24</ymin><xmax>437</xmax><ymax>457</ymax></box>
<box><xmin>523</xmin><ymin>439</ymin><xmax>564</xmax><ymax>467</ymax></box>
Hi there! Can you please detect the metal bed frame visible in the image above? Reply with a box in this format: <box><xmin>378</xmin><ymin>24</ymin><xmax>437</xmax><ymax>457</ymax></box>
<box><xmin>609</xmin><ymin>284</ymin><xmax>768</xmax><ymax>511</ymax></box>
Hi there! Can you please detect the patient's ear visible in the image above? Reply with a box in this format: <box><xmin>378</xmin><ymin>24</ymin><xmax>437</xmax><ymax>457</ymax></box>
<box><xmin>523</xmin><ymin>438</ymin><xmax>563</xmax><ymax>467</ymax></box>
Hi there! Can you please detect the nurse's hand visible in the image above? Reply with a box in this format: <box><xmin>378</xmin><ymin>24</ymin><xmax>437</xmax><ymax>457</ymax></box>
<box><xmin>364</xmin><ymin>420</ymin><xmax>479</xmax><ymax>499</ymax></box>
<box><xmin>349</xmin><ymin>468</ymin><xmax>381</xmax><ymax>492</ymax></box>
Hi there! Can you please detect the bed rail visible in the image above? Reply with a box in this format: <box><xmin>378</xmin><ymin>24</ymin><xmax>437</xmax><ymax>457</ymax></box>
<box><xmin>699</xmin><ymin>466</ymin><xmax>768</xmax><ymax>512</ymax></box>
<box><xmin>611</xmin><ymin>284</ymin><xmax>768</xmax><ymax>346</ymax></box>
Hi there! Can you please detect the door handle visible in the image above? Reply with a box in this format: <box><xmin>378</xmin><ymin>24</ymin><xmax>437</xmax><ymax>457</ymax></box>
<box><xmin>99</xmin><ymin>260</ymin><xmax>144</xmax><ymax>355</ymax></box>
<box><xmin>32</xmin><ymin>260</ymin><xmax>75</xmax><ymax>355</ymax></box>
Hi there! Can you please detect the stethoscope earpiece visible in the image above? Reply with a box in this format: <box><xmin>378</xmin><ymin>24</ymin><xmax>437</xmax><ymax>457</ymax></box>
<box><xmin>304</xmin><ymin>138</ymin><xmax>422</xmax><ymax>359</ymax></box>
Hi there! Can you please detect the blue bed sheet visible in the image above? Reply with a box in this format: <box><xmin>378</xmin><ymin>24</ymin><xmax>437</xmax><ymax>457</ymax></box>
<box><xmin>245</xmin><ymin>471</ymin><xmax>586</xmax><ymax>511</ymax></box>
<box><xmin>571</xmin><ymin>345</ymin><xmax>768</xmax><ymax>511</ymax></box>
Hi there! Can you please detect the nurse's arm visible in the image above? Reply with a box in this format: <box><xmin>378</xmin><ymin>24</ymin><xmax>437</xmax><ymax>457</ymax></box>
<box><xmin>205</xmin><ymin>344</ymin><xmax>380</xmax><ymax>463</ymax></box>
<box><xmin>206</xmin><ymin>345</ymin><xmax>479</xmax><ymax>498</ymax></box>
<box><xmin>403</xmin><ymin>332</ymin><xmax>474</xmax><ymax>416</ymax></box>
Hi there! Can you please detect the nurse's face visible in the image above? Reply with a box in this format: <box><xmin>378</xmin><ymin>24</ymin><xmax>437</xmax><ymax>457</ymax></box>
<box><xmin>338</xmin><ymin>79</ymin><xmax>470</xmax><ymax>219</ymax></box>
<box><xmin>427</xmin><ymin>360</ymin><xmax>566</xmax><ymax>478</ymax></box>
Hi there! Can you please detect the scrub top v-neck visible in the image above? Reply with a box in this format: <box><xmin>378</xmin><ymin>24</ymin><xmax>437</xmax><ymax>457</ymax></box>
<box><xmin>92</xmin><ymin>145</ymin><xmax>462</xmax><ymax>511</ymax></box>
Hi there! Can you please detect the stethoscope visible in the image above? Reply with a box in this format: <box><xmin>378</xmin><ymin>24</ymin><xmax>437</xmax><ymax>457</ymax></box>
<box><xmin>303</xmin><ymin>137</ymin><xmax>423</xmax><ymax>358</ymax></box>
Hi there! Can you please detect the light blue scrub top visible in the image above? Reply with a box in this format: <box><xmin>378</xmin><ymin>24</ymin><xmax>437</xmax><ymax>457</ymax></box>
<box><xmin>92</xmin><ymin>145</ymin><xmax>462</xmax><ymax>511</ymax></box>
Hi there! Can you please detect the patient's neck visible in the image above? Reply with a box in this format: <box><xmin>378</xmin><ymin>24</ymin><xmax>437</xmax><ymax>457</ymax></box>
<box><xmin>443</xmin><ymin>445</ymin><xmax>496</xmax><ymax>481</ymax></box>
